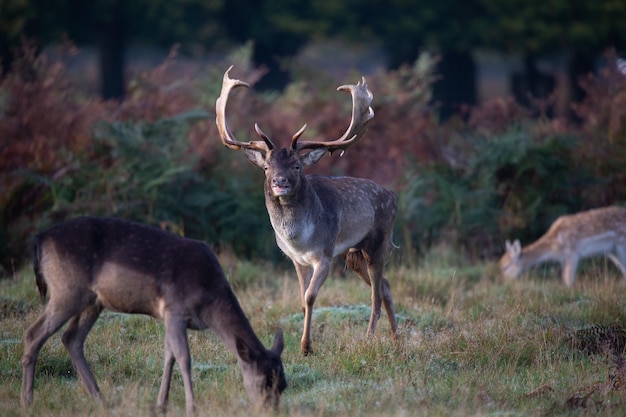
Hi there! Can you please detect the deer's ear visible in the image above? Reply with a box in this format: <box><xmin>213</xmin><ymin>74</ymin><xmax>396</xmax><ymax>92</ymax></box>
<box><xmin>505</xmin><ymin>239</ymin><xmax>521</xmax><ymax>258</ymax></box>
<box><xmin>272</xmin><ymin>328</ymin><xmax>285</xmax><ymax>355</ymax></box>
<box><xmin>301</xmin><ymin>149</ymin><xmax>327</xmax><ymax>166</ymax></box>
<box><xmin>244</xmin><ymin>149</ymin><xmax>266</xmax><ymax>168</ymax></box>
<box><xmin>236</xmin><ymin>337</ymin><xmax>259</xmax><ymax>363</ymax></box>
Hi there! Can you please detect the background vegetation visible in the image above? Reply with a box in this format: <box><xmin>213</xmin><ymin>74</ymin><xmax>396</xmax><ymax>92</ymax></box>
<box><xmin>1</xmin><ymin>42</ymin><xmax>626</xmax><ymax>275</ymax></box>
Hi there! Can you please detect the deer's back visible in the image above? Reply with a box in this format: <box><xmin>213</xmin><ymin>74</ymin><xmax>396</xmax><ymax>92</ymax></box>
<box><xmin>547</xmin><ymin>207</ymin><xmax>626</xmax><ymax>237</ymax></box>
<box><xmin>308</xmin><ymin>175</ymin><xmax>397</xmax><ymax>220</ymax></box>
<box><xmin>543</xmin><ymin>206</ymin><xmax>626</xmax><ymax>253</ymax></box>
<box><xmin>35</xmin><ymin>217</ymin><xmax>225</xmax><ymax>318</ymax></box>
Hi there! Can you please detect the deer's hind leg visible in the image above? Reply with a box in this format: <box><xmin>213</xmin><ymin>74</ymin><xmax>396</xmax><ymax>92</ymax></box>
<box><xmin>61</xmin><ymin>303</ymin><xmax>104</xmax><ymax>399</ymax></box>
<box><xmin>21</xmin><ymin>299</ymin><xmax>88</xmax><ymax>407</ymax></box>
<box><xmin>380</xmin><ymin>274</ymin><xmax>398</xmax><ymax>338</ymax></box>
<box><xmin>612</xmin><ymin>244</ymin><xmax>626</xmax><ymax>280</ymax></box>
<box><xmin>344</xmin><ymin>249</ymin><xmax>397</xmax><ymax>338</ymax></box>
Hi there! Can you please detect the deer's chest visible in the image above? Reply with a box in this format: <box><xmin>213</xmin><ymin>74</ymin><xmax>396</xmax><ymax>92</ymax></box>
<box><xmin>272</xmin><ymin>216</ymin><xmax>315</xmax><ymax>248</ymax></box>
<box><xmin>270</xmin><ymin>213</ymin><xmax>333</xmax><ymax>264</ymax></box>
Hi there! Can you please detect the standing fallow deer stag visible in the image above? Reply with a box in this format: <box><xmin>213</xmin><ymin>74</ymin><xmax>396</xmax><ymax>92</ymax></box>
<box><xmin>215</xmin><ymin>66</ymin><xmax>398</xmax><ymax>355</ymax></box>
<box><xmin>500</xmin><ymin>206</ymin><xmax>626</xmax><ymax>287</ymax></box>
<box><xmin>21</xmin><ymin>217</ymin><xmax>286</xmax><ymax>415</ymax></box>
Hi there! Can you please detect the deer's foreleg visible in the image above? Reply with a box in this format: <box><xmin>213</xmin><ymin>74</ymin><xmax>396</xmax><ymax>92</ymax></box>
<box><xmin>293</xmin><ymin>263</ymin><xmax>313</xmax><ymax>315</ymax></box>
<box><xmin>300</xmin><ymin>259</ymin><xmax>330</xmax><ymax>356</ymax></box>
<box><xmin>163</xmin><ymin>317</ymin><xmax>195</xmax><ymax>415</ymax></box>
<box><xmin>562</xmin><ymin>256</ymin><xmax>579</xmax><ymax>287</ymax></box>
<box><xmin>157</xmin><ymin>342</ymin><xmax>176</xmax><ymax>411</ymax></box>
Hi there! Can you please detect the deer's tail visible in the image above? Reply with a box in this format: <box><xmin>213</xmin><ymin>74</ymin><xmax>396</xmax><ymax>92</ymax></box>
<box><xmin>31</xmin><ymin>236</ymin><xmax>48</xmax><ymax>302</ymax></box>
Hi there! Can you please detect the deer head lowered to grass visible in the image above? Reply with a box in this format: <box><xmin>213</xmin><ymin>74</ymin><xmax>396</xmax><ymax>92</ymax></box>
<box><xmin>500</xmin><ymin>206</ymin><xmax>626</xmax><ymax>287</ymax></box>
<box><xmin>215</xmin><ymin>66</ymin><xmax>398</xmax><ymax>356</ymax></box>
<box><xmin>20</xmin><ymin>216</ymin><xmax>286</xmax><ymax>415</ymax></box>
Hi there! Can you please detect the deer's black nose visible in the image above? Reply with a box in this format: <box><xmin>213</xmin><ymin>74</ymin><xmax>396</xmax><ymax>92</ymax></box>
<box><xmin>272</xmin><ymin>176</ymin><xmax>289</xmax><ymax>187</ymax></box>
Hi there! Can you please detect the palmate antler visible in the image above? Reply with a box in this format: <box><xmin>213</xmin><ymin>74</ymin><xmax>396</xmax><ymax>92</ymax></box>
<box><xmin>215</xmin><ymin>66</ymin><xmax>274</xmax><ymax>152</ymax></box>
<box><xmin>215</xmin><ymin>66</ymin><xmax>375</xmax><ymax>156</ymax></box>
<box><xmin>293</xmin><ymin>77</ymin><xmax>374</xmax><ymax>155</ymax></box>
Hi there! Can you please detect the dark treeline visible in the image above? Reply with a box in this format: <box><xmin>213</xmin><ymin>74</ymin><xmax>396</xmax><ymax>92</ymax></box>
<box><xmin>2</xmin><ymin>0</ymin><xmax>626</xmax><ymax>114</ymax></box>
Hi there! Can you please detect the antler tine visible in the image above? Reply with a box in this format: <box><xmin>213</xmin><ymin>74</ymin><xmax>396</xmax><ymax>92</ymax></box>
<box><xmin>289</xmin><ymin>124</ymin><xmax>308</xmax><ymax>149</ymax></box>
<box><xmin>295</xmin><ymin>77</ymin><xmax>374</xmax><ymax>154</ymax></box>
<box><xmin>254</xmin><ymin>123</ymin><xmax>279</xmax><ymax>149</ymax></box>
<box><xmin>215</xmin><ymin>66</ymin><xmax>272</xmax><ymax>152</ymax></box>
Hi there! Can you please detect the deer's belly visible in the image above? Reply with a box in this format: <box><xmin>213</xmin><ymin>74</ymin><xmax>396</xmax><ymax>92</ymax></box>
<box><xmin>94</xmin><ymin>262</ymin><xmax>162</xmax><ymax>315</ymax></box>
<box><xmin>333</xmin><ymin>234</ymin><xmax>368</xmax><ymax>256</ymax></box>
<box><xmin>576</xmin><ymin>232</ymin><xmax>619</xmax><ymax>257</ymax></box>
<box><xmin>275</xmin><ymin>228</ymin><xmax>367</xmax><ymax>266</ymax></box>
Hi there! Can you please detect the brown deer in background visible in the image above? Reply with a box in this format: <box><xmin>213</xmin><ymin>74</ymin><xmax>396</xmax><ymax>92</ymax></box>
<box><xmin>500</xmin><ymin>206</ymin><xmax>626</xmax><ymax>287</ymax></box>
<box><xmin>21</xmin><ymin>217</ymin><xmax>286</xmax><ymax>414</ymax></box>
<box><xmin>215</xmin><ymin>66</ymin><xmax>398</xmax><ymax>356</ymax></box>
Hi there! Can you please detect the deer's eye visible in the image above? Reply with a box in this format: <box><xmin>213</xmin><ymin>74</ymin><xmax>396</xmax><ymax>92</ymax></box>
<box><xmin>263</xmin><ymin>164</ymin><xmax>269</xmax><ymax>171</ymax></box>
<box><xmin>294</xmin><ymin>164</ymin><xmax>301</xmax><ymax>171</ymax></box>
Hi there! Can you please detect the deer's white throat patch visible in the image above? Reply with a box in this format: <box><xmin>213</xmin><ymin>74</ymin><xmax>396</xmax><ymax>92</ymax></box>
<box><xmin>280</xmin><ymin>218</ymin><xmax>315</xmax><ymax>243</ymax></box>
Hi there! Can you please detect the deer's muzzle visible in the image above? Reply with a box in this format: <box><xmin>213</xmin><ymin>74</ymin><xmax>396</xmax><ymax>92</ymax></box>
<box><xmin>271</xmin><ymin>176</ymin><xmax>292</xmax><ymax>196</ymax></box>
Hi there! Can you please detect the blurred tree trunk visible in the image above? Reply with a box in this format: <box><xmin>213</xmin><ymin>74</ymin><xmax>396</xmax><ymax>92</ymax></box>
<box><xmin>252</xmin><ymin>43</ymin><xmax>290</xmax><ymax>91</ymax></box>
<box><xmin>568</xmin><ymin>51</ymin><xmax>594</xmax><ymax>102</ymax></box>
<box><xmin>0</xmin><ymin>34</ymin><xmax>14</xmax><ymax>75</ymax></box>
<box><xmin>433</xmin><ymin>50</ymin><xmax>476</xmax><ymax>120</ymax></box>
<box><xmin>566</xmin><ymin>51</ymin><xmax>594</xmax><ymax>122</ymax></box>
<box><xmin>512</xmin><ymin>53</ymin><xmax>555</xmax><ymax>114</ymax></box>
<box><xmin>97</xmin><ymin>0</ymin><xmax>125</xmax><ymax>99</ymax></box>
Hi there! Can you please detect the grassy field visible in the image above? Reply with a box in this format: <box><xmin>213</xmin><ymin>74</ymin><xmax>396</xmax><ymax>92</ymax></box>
<box><xmin>2</xmin><ymin>246</ymin><xmax>626</xmax><ymax>417</ymax></box>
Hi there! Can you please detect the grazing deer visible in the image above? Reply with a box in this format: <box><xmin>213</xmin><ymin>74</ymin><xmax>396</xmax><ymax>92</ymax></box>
<box><xmin>500</xmin><ymin>206</ymin><xmax>626</xmax><ymax>287</ymax></box>
<box><xmin>21</xmin><ymin>217</ymin><xmax>286</xmax><ymax>414</ymax></box>
<box><xmin>215</xmin><ymin>66</ymin><xmax>398</xmax><ymax>355</ymax></box>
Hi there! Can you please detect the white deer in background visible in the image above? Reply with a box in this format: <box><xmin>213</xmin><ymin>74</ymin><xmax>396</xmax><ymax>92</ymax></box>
<box><xmin>215</xmin><ymin>66</ymin><xmax>398</xmax><ymax>355</ymax></box>
<box><xmin>21</xmin><ymin>217</ymin><xmax>286</xmax><ymax>414</ymax></box>
<box><xmin>500</xmin><ymin>206</ymin><xmax>626</xmax><ymax>287</ymax></box>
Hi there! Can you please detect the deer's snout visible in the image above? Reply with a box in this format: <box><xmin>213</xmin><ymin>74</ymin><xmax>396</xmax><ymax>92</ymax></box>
<box><xmin>270</xmin><ymin>175</ymin><xmax>292</xmax><ymax>197</ymax></box>
<box><xmin>272</xmin><ymin>176</ymin><xmax>289</xmax><ymax>187</ymax></box>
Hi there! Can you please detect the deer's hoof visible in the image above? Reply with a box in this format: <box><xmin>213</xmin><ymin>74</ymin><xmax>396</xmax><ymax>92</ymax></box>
<box><xmin>301</xmin><ymin>343</ymin><xmax>313</xmax><ymax>356</ymax></box>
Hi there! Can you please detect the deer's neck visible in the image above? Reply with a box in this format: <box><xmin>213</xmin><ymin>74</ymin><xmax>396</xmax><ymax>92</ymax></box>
<box><xmin>207</xmin><ymin>289</ymin><xmax>266</xmax><ymax>360</ymax></box>
<box><xmin>518</xmin><ymin>237</ymin><xmax>562</xmax><ymax>272</ymax></box>
<box><xmin>265</xmin><ymin>181</ymin><xmax>326</xmax><ymax>242</ymax></box>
